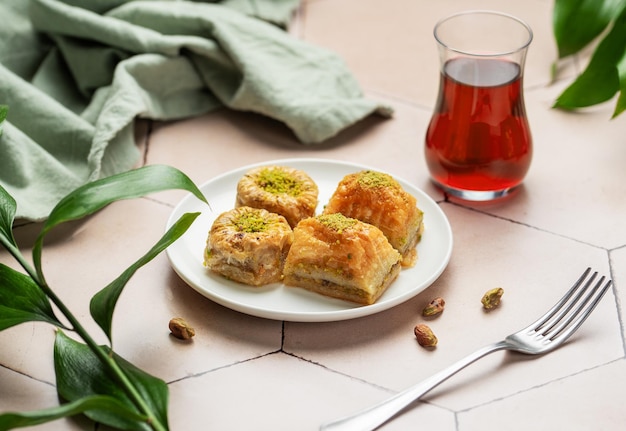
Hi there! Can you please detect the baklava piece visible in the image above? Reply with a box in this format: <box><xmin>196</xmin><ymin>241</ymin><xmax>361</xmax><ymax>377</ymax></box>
<box><xmin>283</xmin><ymin>213</ymin><xmax>402</xmax><ymax>305</ymax></box>
<box><xmin>323</xmin><ymin>170</ymin><xmax>424</xmax><ymax>267</ymax></box>
<box><xmin>204</xmin><ymin>206</ymin><xmax>293</xmax><ymax>286</ymax></box>
<box><xmin>236</xmin><ymin>165</ymin><xmax>319</xmax><ymax>228</ymax></box>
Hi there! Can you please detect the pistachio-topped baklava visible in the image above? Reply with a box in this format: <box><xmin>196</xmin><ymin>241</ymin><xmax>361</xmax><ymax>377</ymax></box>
<box><xmin>236</xmin><ymin>165</ymin><xmax>318</xmax><ymax>228</ymax></box>
<box><xmin>323</xmin><ymin>170</ymin><xmax>424</xmax><ymax>267</ymax></box>
<box><xmin>283</xmin><ymin>213</ymin><xmax>402</xmax><ymax>305</ymax></box>
<box><xmin>204</xmin><ymin>206</ymin><xmax>293</xmax><ymax>286</ymax></box>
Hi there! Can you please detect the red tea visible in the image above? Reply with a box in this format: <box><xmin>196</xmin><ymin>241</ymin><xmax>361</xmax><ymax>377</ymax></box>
<box><xmin>425</xmin><ymin>57</ymin><xmax>532</xmax><ymax>194</ymax></box>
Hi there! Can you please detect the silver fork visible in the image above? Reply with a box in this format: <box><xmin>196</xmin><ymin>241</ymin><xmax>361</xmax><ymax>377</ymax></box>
<box><xmin>320</xmin><ymin>268</ymin><xmax>612</xmax><ymax>431</ymax></box>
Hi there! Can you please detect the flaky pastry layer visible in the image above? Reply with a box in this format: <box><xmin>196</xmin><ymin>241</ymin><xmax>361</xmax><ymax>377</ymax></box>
<box><xmin>204</xmin><ymin>207</ymin><xmax>293</xmax><ymax>286</ymax></box>
<box><xmin>283</xmin><ymin>214</ymin><xmax>402</xmax><ymax>305</ymax></box>
<box><xmin>323</xmin><ymin>170</ymin><xmax>424</xmax><ymax>267</ymax></box>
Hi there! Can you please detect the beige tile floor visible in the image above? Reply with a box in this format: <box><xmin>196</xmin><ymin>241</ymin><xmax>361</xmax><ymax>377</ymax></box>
<box><xmin>1</xmin><ymin>0</ymin><xmax>626</xmax><ymax>430</ymax></box>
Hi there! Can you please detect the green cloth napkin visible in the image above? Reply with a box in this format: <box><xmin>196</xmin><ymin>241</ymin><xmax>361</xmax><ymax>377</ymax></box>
<box><xmin>0</xmin><ymin>0</ymin><xmax>392</xmax><ymax>221</ymax></box>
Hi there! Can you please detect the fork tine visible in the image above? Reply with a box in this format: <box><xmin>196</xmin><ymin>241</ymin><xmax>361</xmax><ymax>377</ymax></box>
<box><xmin>527</xmin><ymin>267</ymin><xmax>592</xmax><ymax>332</ymax></box>
<box><xmin>545</xmin><ymin>276</ymin><xmax>611</xmax><ymax>343</ymax></box>
<box><xmin>535</xmin><ymin>268</ymin><xmax>597</xmax><ymax>335</ymax></box>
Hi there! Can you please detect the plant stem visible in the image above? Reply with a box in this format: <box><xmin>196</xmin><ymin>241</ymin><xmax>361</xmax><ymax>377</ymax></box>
<box><xmin>49</xmin><ymin>287</ymin><xmax>167</xmax><ymax>431</ymax></box>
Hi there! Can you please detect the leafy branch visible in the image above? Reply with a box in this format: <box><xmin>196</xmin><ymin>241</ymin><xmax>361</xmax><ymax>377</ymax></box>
<box><xmin>552</xmin><ymin>0</ymin><xmax>626</xmax><ymax>117</ymax></box>
<box><xmin>0</xmin><ymin>122</ymin><xmax>208</xmax><ymax>430</ymax></box>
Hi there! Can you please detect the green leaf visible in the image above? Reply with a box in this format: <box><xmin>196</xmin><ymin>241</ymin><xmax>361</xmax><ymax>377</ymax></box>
<box><xmin>0</xmin><ymin>264</ymin><xmax>63</xmax><ymax>330</ymax></box>
<box><xmin>33</xmin><ymin>164</ymin><xmax>208</xmax><ymax>279</ymax></box>
<box><xmin>0</xmin><ymin>185</ymin><xmax>17</xmax><ymax>251</ymax></box>
<box><xmin>554</xmin><ymin>6</ymin><xmax>626</xmax><ymax>109</ymax></box>
<box><xmin>0</xmin><ymin>395</ymin><xmax>148</xmax><ymax>431</ymax></box>
<box><xmin>90</xmin><ymin>212</ymin><xmax>200</xmax><ymax>342</ymax></box>
<box><xmin>553</xmin><ymin>0</ymin><xmax>626</xmax><ymax>58</ymax></box>
<box><xmin>0</xmin><ymin>105</ymin><xmax>7</xmax><ymax>137</ymax></box>
<box><xmin>42</xmin><ymin>164</ymin><xmax>206</xmax><ymax>233</ymax></box>
<box><xmin>613</xmin><ymin>49</ymin><xmax>626</xmax><ymax>117</ymax></box>
<box><xmin>54</xmin><ymin>331</ymin><xmax>169</xmax><ymax>431</ymax></box>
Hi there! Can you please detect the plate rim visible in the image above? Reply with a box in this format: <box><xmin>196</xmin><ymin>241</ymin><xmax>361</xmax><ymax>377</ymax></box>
<box><xmin>165</xmin><ymin>158</ymin><xmax>453</xmax><ymax>322</ymax></box>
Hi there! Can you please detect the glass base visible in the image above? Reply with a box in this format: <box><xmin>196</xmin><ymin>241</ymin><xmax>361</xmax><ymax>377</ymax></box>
<box><xmin>431</xmin><ymin>179</ymin><xmax>521</xmax><ymax>201</ymax></box>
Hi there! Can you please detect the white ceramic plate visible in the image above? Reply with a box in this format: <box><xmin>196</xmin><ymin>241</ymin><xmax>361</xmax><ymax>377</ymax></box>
<box><xmin>166</xmin><ymin>158</ymin><xmax>453</xmax><ymax>322</ymax></box>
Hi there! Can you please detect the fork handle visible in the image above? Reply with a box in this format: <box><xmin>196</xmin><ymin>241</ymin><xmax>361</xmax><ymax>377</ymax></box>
<box><xmin>320</xmin><ymin>341</ymin><xmax>509</xmax><ymax>431</ymax></box>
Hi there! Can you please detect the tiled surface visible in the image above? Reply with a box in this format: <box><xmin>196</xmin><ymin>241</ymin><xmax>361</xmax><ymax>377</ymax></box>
<box><xmin>0</xmin><ymin>366</ymin><xmax>92</xmax><ymax>431</ymax></box>
<box><xmin>2</xmin><ymin>1</ymin><xmax>626</xmax><ymax>430</ymax></box>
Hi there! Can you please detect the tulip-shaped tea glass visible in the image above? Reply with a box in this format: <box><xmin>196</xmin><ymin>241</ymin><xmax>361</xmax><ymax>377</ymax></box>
<box><xmin>425</xmin><ymin>11</ymin><xmax>533</xmax><ymax>200</ymax></box>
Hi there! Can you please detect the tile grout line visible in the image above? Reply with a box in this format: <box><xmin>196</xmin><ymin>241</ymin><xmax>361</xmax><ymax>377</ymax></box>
<box><xmin>441</xmin><ymin>200</ymin><xmax>617</xmax><ymax>252</ymax></box>
<box><xmin>281</xmin><ymin>349</ymin><xmax>397</xmax><ymax>395</ymax></box>
<box><xmin>452</xmin><ymin>357</ymin><xmax>626</xmax><ymax>418</ymax></box>
<box><xmin>0</xmin><ymin>362</ymin><xmax>55</xmax><ymax>388</ymax></box>
<box><xmin>165</xmin><ymin>349</ymin><xmax>283</xmax><ymax>386</ymax></box>
<box><xmin>608</xmin><ymin>250</ymin><xmax>626</xmax><ymax>357</ymax></box>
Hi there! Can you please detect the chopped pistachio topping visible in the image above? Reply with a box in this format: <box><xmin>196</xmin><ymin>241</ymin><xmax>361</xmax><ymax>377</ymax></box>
<box><xmin>256</xmin><ymin>167</ymin><xmax>302</xmax><ymax>196</ymax></box>
<box><xmin>357</xmin><ymin>170</ymin><xmax>398</xmax><ymax>188</ymax></box>
<box><xmin>318</xmin><ymin>213</ymin><xmax>358</xmax><ymax>233</ymax></box>
<box><xmin>233</xmin><ymin>210</ymin><xmax>270</xmax><ymax>233</ymax></box>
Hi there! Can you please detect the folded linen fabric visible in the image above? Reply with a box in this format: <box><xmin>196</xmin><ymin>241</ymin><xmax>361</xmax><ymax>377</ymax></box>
<box><xmin>0</xmin><ymin>0</ymin><xmax>392</xmax><ymax>221</ymax></box>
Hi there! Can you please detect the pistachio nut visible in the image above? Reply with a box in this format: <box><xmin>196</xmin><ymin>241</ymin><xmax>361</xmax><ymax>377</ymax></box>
<box><xmin>414</xmin><ymin>324</ymin><xmax>438</xmax><ymax>347</ymax></box>
<box><xmin>422</xmin><ymin>296</ymin><xmax>445</xmax><ymax>317</ymax></box>
<box><xmin>169</xmin><ymin>317</ymin><xmax>196</xmax><ymax>340</ymax></box>
<box><xmin>481</xmin><ymin>287</ymin><xmax>504</xmax><ymax>310</ymax></box>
